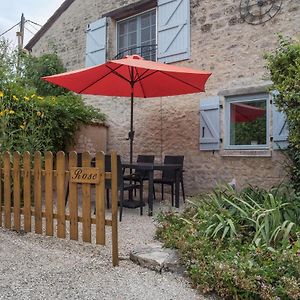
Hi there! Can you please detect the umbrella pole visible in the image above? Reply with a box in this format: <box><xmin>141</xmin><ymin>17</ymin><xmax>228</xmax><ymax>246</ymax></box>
<box><xmin>130</xmin><ymin>91</ymin><xmax>134</xmax><ymax>164</ymax></box>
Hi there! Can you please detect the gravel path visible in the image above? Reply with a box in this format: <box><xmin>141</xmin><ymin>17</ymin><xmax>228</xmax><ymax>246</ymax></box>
<box><xmin>0</xmin><ymin>204</ymin><xmax>209</xmax><ymax>300</ymax></box>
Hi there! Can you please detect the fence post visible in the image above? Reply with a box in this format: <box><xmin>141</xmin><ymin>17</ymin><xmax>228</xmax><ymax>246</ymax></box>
<box><xmin>96</xmin><ymin>151</ymin><xmax>105</xmax><ymax>245</ymax></box>
<box><xmin>34</xmin><ymin>152</ymin><xmax>42</xmax><ymax>234</ymax></box>
<box><xmin>45</xmin><ymin>152</ymin><xmax>53</xmax><ymax>236</ymax></box>
<box><xmin>4</xmin><ymin>151</ymin><xmax>11</xmax><ymax>229</ymax></box>
<box><xmin>82</xmin><ymin>152</ymin><xmax>91</xmax><ymax>243</ymax></box>
<box><xmin>69</xmin><ymin>151</ymin><xmax>78</xmax><ymax>241</ymax></box>
<box><xmin>13</xmin><ymin>152</ymin><xmax>21</xmax><ymax>231</ymax></box>
<box><xmin>56</xmin><ymin>151</ymin><xmax>66</xmax><ymax>238</ymax></box>
<box><xmin>23</xmin><ymin>152</ymin><xmax>31</xmax><ymax>232</ymax></box>
<box><xmin>110</xmin><ymin>151</ymin><xmax>119</xmax><ymax>266</ymax></box>
<box><xmin>0</xmin><ymin>154</ymin><xmax>2</xmax><ymax>227</ymax></box>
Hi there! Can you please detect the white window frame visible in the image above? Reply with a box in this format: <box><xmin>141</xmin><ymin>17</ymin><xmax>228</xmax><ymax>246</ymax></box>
<box><xmin>116</xmin><ymin>8</ymin><xmax>157</xmax><ymax>59</ymax></box>
<box><xmin>225</xmin><ymin>93</ymin><xmax>270</xmax><ymax>150</ymax></box>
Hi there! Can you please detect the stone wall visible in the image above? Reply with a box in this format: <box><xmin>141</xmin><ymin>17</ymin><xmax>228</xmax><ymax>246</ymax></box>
<box><xmin>30</xmin><ymin>0</ymin><xmax>300</xmax><ymax>194</ymax></box>
<box><xmin>68</xmin><ymin>122</ymin><xmax>108</xmax><ymax>155</ymax></box>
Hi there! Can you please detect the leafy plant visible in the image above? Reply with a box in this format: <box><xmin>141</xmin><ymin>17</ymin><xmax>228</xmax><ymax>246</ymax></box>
<box><xmin>156</xmin><ymin>184</ymin><xmax>300</xmax><ymax>299</ymax></box>
<box><xmin>0</xmin><ymin>38</ymin><xmax>106</xmax><ymax>153</ymax></box>
<box><xmin>265</xmin><ymin>36</ymin><xmax>300</xmax><ymax>192</ymax></box>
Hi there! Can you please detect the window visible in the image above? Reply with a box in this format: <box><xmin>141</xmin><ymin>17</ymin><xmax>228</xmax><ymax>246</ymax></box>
<box><xmin>225</xmin><ymin>94</ymin><xmax>269</xmax><ymax>149</ymax></box>
<box><xmin>117</xmin><ymin>10</ymin><xmax>156</xmax><ymax>61</ymax></box>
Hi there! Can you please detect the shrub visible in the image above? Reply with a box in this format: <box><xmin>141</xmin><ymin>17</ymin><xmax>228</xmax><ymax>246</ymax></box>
<box><xmin>0</xmin><ymin>38</ymin><xmax>106</xmax><ymax>153</ymax></box>
<box><xmin>156</xmin><ymin>185</ymin><xmax>300</xmax><ymax>299</ymax></box>
<box><xmin>265</xmin><ymin>37</ymin><xmax>300</xmax><ymax>192</ymax></box>
<box><xmin>0</xmin><ymin>85</ymin><xmax>105</xmax><ymax>153</ymax></box>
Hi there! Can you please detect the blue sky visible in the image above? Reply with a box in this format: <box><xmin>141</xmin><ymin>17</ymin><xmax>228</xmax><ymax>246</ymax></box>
<box><xmin>0</xmin><ymin>0</ymin><xmax>65</xmax><ymax>46</ymax></box>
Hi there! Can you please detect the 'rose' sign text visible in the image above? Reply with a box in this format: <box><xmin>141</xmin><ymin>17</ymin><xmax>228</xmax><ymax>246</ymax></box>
<box><xmin>70</xmin><ymin>167</ymin><xmax>100</xmax><ymax>184</ymax></box>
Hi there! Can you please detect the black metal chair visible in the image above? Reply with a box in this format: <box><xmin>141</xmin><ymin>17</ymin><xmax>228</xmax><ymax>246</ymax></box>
<box><xmin>123</xmin><ymin>155</ymin><xmax>155</xmax><ymax>197</ymax></box>
<box><xmin>153</xmin><ymin>155</ymin><xmax>185</xmax><ymax>205</ymax></box>
<box><xmin>105</xmin><ymin>155</ymin><xmax>143</xmax><ymax>221</ymax></box>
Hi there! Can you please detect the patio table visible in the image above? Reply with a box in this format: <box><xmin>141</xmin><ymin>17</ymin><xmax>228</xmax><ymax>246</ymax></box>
<box><xmin>122</xmin><ymin>162</ymin><xmax>182</xmax><ymax>216</ymax></box>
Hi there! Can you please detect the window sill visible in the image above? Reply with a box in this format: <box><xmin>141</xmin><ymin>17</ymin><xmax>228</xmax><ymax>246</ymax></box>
<box><xmin>220</xmin><ymin>149</ymin><xmax>272</xmax><ymax>157</ymax></box>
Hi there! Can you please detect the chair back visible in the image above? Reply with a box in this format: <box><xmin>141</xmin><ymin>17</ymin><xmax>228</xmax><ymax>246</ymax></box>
<box><xmin>162</xmin><ymin>155</ymin><xmax>184</xmax><ymax>181</ymax></box>
<box><xmin>105</xmin><ymin>154</ymin><xmax>123</xmax><ymax>189</ymax></box>
<box><xmin>136</xmin><ymin>155</ymin><xmax>155</xmax><ymax>179</ymax></box>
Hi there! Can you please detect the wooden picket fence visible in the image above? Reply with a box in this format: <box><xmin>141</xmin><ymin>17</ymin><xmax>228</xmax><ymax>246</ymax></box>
<box><xmin>0</xmin><ymin>150</ymin><xmax>119</xmax><ymax>266</ymax></box>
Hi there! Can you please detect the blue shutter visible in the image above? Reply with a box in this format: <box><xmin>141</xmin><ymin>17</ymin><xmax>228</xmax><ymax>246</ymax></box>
<box><xmin>199</xmin><ymin>96</ymin><xmax>220</xmax><ymax>151</ymax></box>
<box><xmin>85</xmin><ymin>17</ymin><xmax>107</xmax><ymax>67</ymax></box>
<box><xmin>157</xmin><ymin>0</ymin><xmax>190</xmax><ymax>63</ymax></box>
<box><xmin>272</xmin><ymin>102</ymin><xmax>289</xmax><ymax>150</ymax></box>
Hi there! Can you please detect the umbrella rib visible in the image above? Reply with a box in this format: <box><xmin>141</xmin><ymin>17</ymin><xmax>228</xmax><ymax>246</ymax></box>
<box><xmin>78</xmin><ymin>65</ymin><xmax>125</xmax><ymax>93</ymax></box>
<box><xmin>135</xmin><ymin>70</ymin><xmax>159</xmax><ymax>82</ymax></box>
<box><xmin>135</xmin><ymin>68</ymin><xmax>147</xmax><ymax>98</ymax></box>
<box><xmin>106</xmin><ymin>65</ymin><xmax>131</xmax><ymax>84</ymax></box>
<box><xmin>134</xmin><ymin>68</ymin><xmax>150</xmax><ymax>82</ymax></box>
<box><xmin>159</xmin><ymin>70</ymin><xmax>204</xmax><ymax>91</ymax></box>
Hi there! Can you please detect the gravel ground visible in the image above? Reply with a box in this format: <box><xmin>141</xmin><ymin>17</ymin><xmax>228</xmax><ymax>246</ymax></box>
<box><xmin>0</xmin><ymin>202</ymin><xmax>209</xmax><ymax>300</ymax></box>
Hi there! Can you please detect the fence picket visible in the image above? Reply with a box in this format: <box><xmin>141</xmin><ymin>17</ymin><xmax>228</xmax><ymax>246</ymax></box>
<box><xmin>34</xmin><ymin>152</ymin><xmax>42</xmax><ymax>234</ymax></box>
<box><xmin>23</xmin><ymin>152</ymin><xmax>31</xmax><ymax>232</ymax></box>
<box><xmin>82</xmin><ymin>152</ymin><xmax>91</xmax><ymax>243</ymax></box>
<box><xmin>110</xmin><ymin>151</ymin><xmax>119</xmax><ymax>266</ymax></box>
<box><xmin>4</xmin><ymin>152</ymin><xmax>11</xmax><ymax>229</ymax></box>
<box><xmin>0</xmin><ymin>156</ymin><xmax>2</xmax><ymax>227</ymax></box>
<box><xmin>45</xmin><ymin>152</ymin><xmax>53</xmax><ymax>236</ymax></box>
<box><xmin>69</xmin><ymin>151</ymin><xmax>78</xmax><ymax>240</ymax></box>
<box><xmin>56</xmin><ymin>151</ymin><xmax>66</xmax><ymax>238</ymax></box>
<box><xmin>13</xmin><ymin>152</ymin><xmax>21</xmax><ymax>231</ymax></box>
<box><xmin>96</xmin><ymin>151</ymin><xmax>105</xmax><ymax>245</ymax></box>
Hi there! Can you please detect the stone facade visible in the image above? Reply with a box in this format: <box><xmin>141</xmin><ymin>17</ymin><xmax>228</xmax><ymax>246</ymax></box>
<box><xmin>29</xmin><ymin>0</ymin><xmax>300</xmax><ymax>194</ymax></box>
<box><xmin>67</xmin><ymin>122</ymin><xmax>108</xmax><ymax>155</ymax></box>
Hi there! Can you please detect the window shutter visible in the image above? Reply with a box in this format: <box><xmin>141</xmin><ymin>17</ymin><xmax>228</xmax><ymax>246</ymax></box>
<box><xmin>85</xmin><ymin>17</ymin><xmax>107</xmax><ymax>67</ymax></box>
<box><xmin>272</xmin><ymin>102</ymin><xmax>289</xmax><ymax>150</ymax></box>
<box><xmin>199</xmin><ymin>96</ymin><xmax>220</xmax><ymax>151</ymax></box>
<box><xmin>157</xmin><ymin>0</ymin><xmax>190</xmax><ymax>63</ymax></box>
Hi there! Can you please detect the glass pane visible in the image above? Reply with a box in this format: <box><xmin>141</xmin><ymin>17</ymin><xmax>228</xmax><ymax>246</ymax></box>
<box><xmin>151</xmin><ymin>24</ymin><xmax>156</xmax><ymax>40</ymax></box>
<box><xmin>118</xmin><ymin>22</ymin><xmax>127</xmax><ymax>35</ymax></box>
<box><xmin>141</xmin><ymin>28</ymin><xmax>150</xmax><ymax>43</ymax></box>
<box><xmin>118</xmin><ymin>35</ymin><xmax>126</xmax><ymax>49</ymax></box>
<box><xmin>230</xmin><ymin>99</ymin><xmax>267</xmax><ymax>146</ymax></box>
<box><xmin>128</xmin><ymin>18</ymin><xmax>137</xmax><ymax>32</ymax></box>
<box><xmin>141</xmin><ymin>13</ymin><xmax>150</xmax><ymax>28</ymax></box>
<box><xmin>151</xmin><ymin>11</ymin><xmax>156</xmax><ymax>24</ymax></box>
<box><xmin>128</xmin><ymin>32</ymin><xmax>137</xmax><ymax>47</ymax></box>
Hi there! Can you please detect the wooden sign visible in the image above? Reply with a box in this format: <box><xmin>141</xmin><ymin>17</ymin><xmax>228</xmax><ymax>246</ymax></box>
<box><xmin>70</xmin><ymin>167</ymin><xmax>100</xmax><ymax>184</ymax></box>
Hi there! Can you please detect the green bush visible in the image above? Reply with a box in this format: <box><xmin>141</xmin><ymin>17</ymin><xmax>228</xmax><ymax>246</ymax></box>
<box><xmin>0</xmin><ymin>38</ymin><xmax>106</xmax><ymax>153</ymax></box>
<box><xmin>156</xmin><ymin>185</ymin><xmax>300</xmax><ymax>299</ymax></box>
<box><xmin>0</xmin><ymin>85</ymin><xmax>105</xmax><ymax>153</ymax></box>
<box><xmin>265</xmin><ymin>37</ymin><xmax>300</xmax><ymax>192</ymax></box>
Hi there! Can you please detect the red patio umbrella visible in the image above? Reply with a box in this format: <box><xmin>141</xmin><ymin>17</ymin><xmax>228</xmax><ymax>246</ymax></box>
<box><xmin>42</xmin><ymin>54</ymin><xmax>211</xmax><ymax>162</ymax></box>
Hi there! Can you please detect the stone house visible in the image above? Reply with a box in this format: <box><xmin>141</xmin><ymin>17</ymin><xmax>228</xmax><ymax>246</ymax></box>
<box><xmin>25</xmin><ymin>0</ymin><xmax>300</xmax><ymax>194</ymax></box>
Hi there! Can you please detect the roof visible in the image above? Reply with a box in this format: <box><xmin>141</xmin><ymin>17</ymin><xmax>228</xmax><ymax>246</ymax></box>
<box><xmin>25</xmin><ymin>0</ymin><xmax>75</xmax><ymax>51</ymax></box>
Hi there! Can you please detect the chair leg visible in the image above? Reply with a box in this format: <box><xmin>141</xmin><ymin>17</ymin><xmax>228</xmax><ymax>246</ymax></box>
<box><xmin>181</xmin><ymin>178</ymin><xmax>185</xmax><ymax>203</ymax></box>
<box><xmin>119</xmin><ymin>189</ymin><xmax>124</xmax><ymax>222</ymax></box>
<box><xmin>106</xmin><ymin>189</ymin><xmax>110</xmax><ymax>209</ymax></box>
<box><xmin>153</xmin><ymin>184</ymin><xmax>156</xmax><ymax>200</ymax></box>
<box><xmin>171</xmin><ymin>184</ymin><xmax>174</xmax><ymax>206</ymax></box>
<box><xmin>139</xmin><ymin>182</ymin><xmax>143</xmax><ymax>216</ymax></box>
<box><xmin>161</xmin><ymin>183</ymin><xmax>164</xmax><ymax>200</ymax></box>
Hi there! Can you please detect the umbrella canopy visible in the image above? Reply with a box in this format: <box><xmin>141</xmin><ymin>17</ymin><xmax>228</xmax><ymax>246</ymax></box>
<box><xmin>42</xmin><ymin>54</ymin><xmax>212</xmax><ymax>162</ymax></box>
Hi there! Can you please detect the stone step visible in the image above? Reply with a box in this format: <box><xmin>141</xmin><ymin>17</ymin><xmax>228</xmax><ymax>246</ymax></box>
<box><xmin>130</xmin><ymin>242</ymin><xmax>186</xmax><ymax>275</ymax></box>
